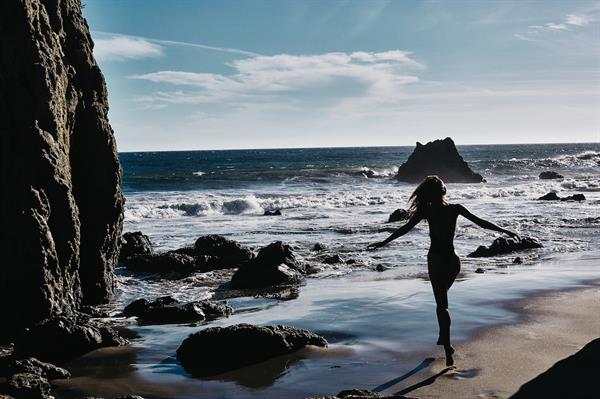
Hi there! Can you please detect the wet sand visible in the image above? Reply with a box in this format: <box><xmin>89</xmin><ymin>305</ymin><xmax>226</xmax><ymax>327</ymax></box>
<box><xmin>377</xmin><ymin>282</ymin><xmax>600</xmax><ymax>398</ymax></box>
<box><xmin>52</xmin><ymin>253</ymin><xmax>600</xmax><ymax>399</ymax></box>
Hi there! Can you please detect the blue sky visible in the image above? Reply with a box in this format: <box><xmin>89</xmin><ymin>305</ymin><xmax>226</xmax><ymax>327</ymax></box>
<box><xmin>84</xmin><ymin>0</ymin><xmax>600</xmax><ymax>151</ymax></box>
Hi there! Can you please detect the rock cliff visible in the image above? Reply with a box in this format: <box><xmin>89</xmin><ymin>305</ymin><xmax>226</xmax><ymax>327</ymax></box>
<box><xmin>0</xmin><ymin>0</ymin><xmax>123</xmax><ymax>337</ymax></box>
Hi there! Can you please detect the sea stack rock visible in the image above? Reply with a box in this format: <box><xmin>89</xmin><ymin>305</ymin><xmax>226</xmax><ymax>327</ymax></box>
<box><xmin>396</xmin><ymin>138</ymin><xmax>484</xmax><ymax>183</ymax></box>
<box><xmin>0</xmin><ymin>0</ymin><xmax>123</xmax><ymax>337</ymax></box>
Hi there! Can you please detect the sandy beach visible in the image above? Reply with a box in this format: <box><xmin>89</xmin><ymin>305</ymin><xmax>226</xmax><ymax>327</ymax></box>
<box><xmin>375</xmin><ymin>282</ymin><xmax>600</xmax><ymax>399</ymax></box>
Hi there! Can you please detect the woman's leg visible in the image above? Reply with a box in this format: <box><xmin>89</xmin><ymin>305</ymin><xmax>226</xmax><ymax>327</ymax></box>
<box><xmin>428</xmin><ymin>252</ymin><xmax>460</xmax><ymax>366</ymax></box>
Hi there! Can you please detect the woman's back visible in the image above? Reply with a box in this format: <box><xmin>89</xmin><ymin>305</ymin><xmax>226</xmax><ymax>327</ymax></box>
<box><xmin>423</xmin><ymin>203</ymin><xmax>460</xmax><ymax>253</ymax></box>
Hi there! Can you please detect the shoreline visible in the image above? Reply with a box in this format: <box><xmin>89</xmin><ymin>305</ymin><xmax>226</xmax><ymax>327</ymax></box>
<box><xmin>52</xmin><ymin>251</ymin><xmax>600</xmax><ymax>399</ymax></box>
<box><xmin>375</xmin><ymin>280</ymin><xmax>600</xmax><ymax>398</ymax></box>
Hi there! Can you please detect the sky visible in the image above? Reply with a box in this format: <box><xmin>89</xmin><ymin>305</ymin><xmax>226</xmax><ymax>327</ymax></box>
<box><xmin>84</xmin><ymin>0</ymin><xmax>600</xmax><ymax>151</ymax></box>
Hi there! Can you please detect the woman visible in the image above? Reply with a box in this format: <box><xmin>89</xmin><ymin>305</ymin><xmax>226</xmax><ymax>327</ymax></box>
<box><xmin>368</xmin><ymin>175</ymin><xmax>518</xmax><ymax>366</ymax></box>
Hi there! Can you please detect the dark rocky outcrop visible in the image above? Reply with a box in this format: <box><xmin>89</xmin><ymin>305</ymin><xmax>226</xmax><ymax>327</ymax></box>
<box><xmin>396</xmin><ymin>138</ymin><xmax>484</xmax><ymax>183</ymax></box>
<box><xmin>312</xmin><ymin>243</ymin><xmax>326</xmax><ymax>252</ymax></box>
<box><xmin>230</xmin><ymin>242</ymin><xmax>306</xmax><ymax>288</ymax></box>
<box><xmin>3</xmin><ymin>373</ymin><xmax>51</xmax><ymax>399</ymax></box>
<box><xmin>510</xmin><ymin>338</ymin><xmax>600</xmax><ymax>399</ymax></box>
<box><xmin>5</xmin><ymin>357</ymin><xmax>70</xmax><ymax>380</ymax></box>
<box><xmin>468</xmin><ymin>236</ymin><xmax>543</xmax><ymax>258</ymax></box>
<box><xmin>0</xmin><ymin>0</ymin><xmax>123</xmax><ymax>337</ymax></box>
<box><xmin>538</xmin><ymin>192</ymin><xmax>586</xmax><ymax>201</ymax></box>
<box><xmin>120</xmin><ymin>232</ymin><xmax>153</xmax><ymax>260</ymax></box>
<box><xmin>323</xmin><ymin>254</ymin><xmax>344</xmax><ymax>265</ymax></box>
<box><xmin>193</xmin><ymin>235</ymin><xmax>254</xmax><ymax>269</ymax></box>
<box><xmin>387</xmin><ymin>209</ymin><xmax>408</xmax><ymax>223</ymax></box>
<box><xmin>176</xmin><ymin>323</ymin><xmax>327</xmax><ymax>376</ymax></box>
<box><xmin>123</xmin><ymin>296</ymin><xmax>232</xmax><ymax>325</ymax></box>
<box><xmin>121</xmin><ymin>235</ymin><xmax>254</xmax><ymax>277</ymax></box>
<box><xmin>539</xmin><ymin>171</ymin><xmax>564</xmax><ymax>180</ymax></box>
<box><xmin>13</xmin><ymin>315</ymin><xmax>126</xmax><ymax>363</ymax></box>
<box><xmin>123</xmin><ymin>252</ymin><xmax>198</xmax><ymax>277</ymax></box>
<box><xmin>263</xmin><ymin>209</ymin><xmax>282</xmax><ymax>216</ymax></box>
<box><xmin>307</xmin><ymin>389</ymin><xmax>414</xmax><ymax>399</ymax></box>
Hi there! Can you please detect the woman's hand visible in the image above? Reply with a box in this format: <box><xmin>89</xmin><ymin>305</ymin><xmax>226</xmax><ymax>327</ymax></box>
<box><xmin>367</xmin><ymin>241</ymin><xmax>387</xmax><ymax>250</ymax></box>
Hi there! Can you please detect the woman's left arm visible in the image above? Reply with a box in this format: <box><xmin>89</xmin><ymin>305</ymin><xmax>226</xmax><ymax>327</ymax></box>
<box><xmin>457</xmin><ymin>204</ymin><xmax>519</xmax><ymax>238</ymax></box>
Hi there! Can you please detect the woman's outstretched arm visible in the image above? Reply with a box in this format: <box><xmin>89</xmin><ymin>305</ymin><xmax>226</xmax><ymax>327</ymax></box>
<box><xmin>367</xmin><ymin>213</ymin><xmax>423</xmax><ymax>249</ymax></box>
<box><xmin>457</xmin><ymin>204</ymin><xmax>519</xmax><ymax>238</ymax></box>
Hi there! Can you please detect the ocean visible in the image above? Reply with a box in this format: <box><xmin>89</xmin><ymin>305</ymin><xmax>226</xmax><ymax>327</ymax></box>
<box><xmin>118</xmin><ymin>143</ymin><xmax>600</xmax><ymax>304</ymax></box>
<box><xmin>55</xmin><ymin>142</ymin><xmax>600</xmax><ymax>399</ymax></box>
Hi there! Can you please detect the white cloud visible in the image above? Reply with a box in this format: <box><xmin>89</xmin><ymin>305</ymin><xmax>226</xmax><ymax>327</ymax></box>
<box><xmin>517</xmin><ymin>13</ymin><xmax>594</xmax><ymax>41</ymax></box>
<box><xmin>94</xmin><ymin>36</ymin><xmax>163</xmax><ymax>61</ymax></box>
<box><xmin>566</xmin><ymin>14</ymin><xmax>590</xmax><ymax>27</ymax></box>
<box><xmin>130</xmin><ymin>50</ymin><xmax>423</xmax><ymax>107</ymax></box>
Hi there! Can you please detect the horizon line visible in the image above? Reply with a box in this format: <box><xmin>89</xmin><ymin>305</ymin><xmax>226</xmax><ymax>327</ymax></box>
<box><xmin>117</xmin><ymin>140</ymin><xmax>600</xmax><ymax>154</ymax></box>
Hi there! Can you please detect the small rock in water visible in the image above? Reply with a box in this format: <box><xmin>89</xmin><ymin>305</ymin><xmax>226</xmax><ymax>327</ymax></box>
<box><xmin>538</xmin><ymin>192</ymin><xmax>586</xmax><ymax>201</ymax></box>
<box><xmin>176</xmin><ymin>323</ymin><xmax>327</xmax><ymax>376</ymax></box>
<box><xmin>468</xmin><ymin>236</ymin><xmax>543</xmax><ymax>258</ymax></box>
<box><xmin>375</xmin><ymin>264</ymin><xmax>387</xmax><ymax>272</ymax></box>
<box><xmin>230</xmin><ymin>242</ymin><xmax>306</xmax><ymax>288</ymax></box>
<box><xmin>539</xmin><ymin>171</ymin><xmax>564</xmax><ymax>180</ymax></box>
<box><xmin>323</xmin><ymin>254</ymin><xmax>344</xmax><ymax>264</ymax></box>
<box><xmin>513</xmin><ymin>257</ymin><xmax>523</xmax><ymax>264</ymax></box>
<box><xmin>346</xmin><ymin>259</ymin><xmax>357</xmax><ymax>265</ymax></box>
<box><xmin>387</xmin><ymin>208</ymin><xmax>408</xmax><ymax>223</ymax></box>
<box><xmin>123</xmin><ymin>296</ymin><xmax>232</xmax><ymax>325</ymax></box>
<box><xmin>475</xmin><ymin>268</ymin><xmax>485</xmax><ymax>274</ymax></box>
<box><xmin>312</xmin><ymin>243</ymin><xmax>326</xmax><ymax>252</ymax></box>
<box><xmin>120</xmin><ymin>231</ymin><xmax>153</xmax><ymax>260</ymax></box>
<box><xmin>263</xmin><ymin>209</ymin><xmax>282</xmax><ymax>216</ymax></box>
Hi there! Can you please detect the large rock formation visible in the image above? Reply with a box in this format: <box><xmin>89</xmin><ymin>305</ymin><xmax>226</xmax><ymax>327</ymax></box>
<box><xmin>396</xmin><ymin>138</ymin><xmax>484</xmax><ymax>183</ymax></box>
<box><xmin>0</xmin><ymin>0</ymin><xmax>123</xmax><ymax>337</ymax></box>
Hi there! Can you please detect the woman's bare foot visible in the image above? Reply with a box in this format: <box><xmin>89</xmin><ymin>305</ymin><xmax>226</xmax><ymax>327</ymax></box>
<box><xmin>444</xmin><ymin>344</ymin><xmax>455</xmax><ymax>367</ymax></box>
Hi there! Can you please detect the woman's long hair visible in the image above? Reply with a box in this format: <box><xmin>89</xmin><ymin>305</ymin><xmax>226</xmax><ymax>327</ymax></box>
<box><xmin>407</xmin><ymin>175</ymin><xmax>447</xmax><ymax>217</ymax></box>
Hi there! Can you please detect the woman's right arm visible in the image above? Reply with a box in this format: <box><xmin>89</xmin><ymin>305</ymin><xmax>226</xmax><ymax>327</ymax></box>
<box><xmin>368</xmin><ymin>213</ymin><xmax>423</xmax><ymax>249</ymax></box>
<box><xmin>457</xmin><ymin>204</ymin><xmax>519</xmax><ymax>238</ymax></box>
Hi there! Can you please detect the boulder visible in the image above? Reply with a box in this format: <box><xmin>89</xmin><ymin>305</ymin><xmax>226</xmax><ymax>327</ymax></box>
<box><xmin>120</xmin><ymin>232</ymin><xmax>153</xmax><ymax>260</ymax></box>
<box><xmin>263</xmin><ymin>210</ymin><xmax>282</xmax><ymax>216</ymax></box>
<box><xmin>176</xmin><ymin>324</ymin><xmax>327</xmax><ymax>376</ymax></box>
<box><xmin>468</xmin><ymin>236</ymin><xmax>543</xmax><ymax>258</ymax></box>
<box><xmin>538</xmin><ymin>192</ymin><xmax>586</xmax><ymax>201</ymax></box>
<box><xmin>538</xmin><ymin>192</ymin><xmax>560</xmax><ymax>201</ymax></box>
<box><xmin>387</xmin><ymin>209</ymin><xmax>408</xmax><ymax>223</ymax></box>
<box><xmin>513</xmin><ymin>257</ymin><xmax>523</xmax><ymax>264</ymax></box>
<box><xmin>123</xmin><ymin>296</ymin><xmax>232</xmax><ymax>325</ymax></box>
<box><xmin>230</xmin><ymin>242</ymin><xmax>306</xmax><ymax>288</ymax></box>
<box><xmin>122</xmin><ymin>252</ymin><xmax>198</xmax><ymax>276</ymax></box>
<box><xmin>6</xmin><ymin>357</ymin><xmax>70</xmax><ymax>380</ymax></box>
<box><xmin>3</xmin><ymin>373</ymin><xmax>51</xmax><ymax>399</ymax></box>
<box><xmin>395</xmin><ymin>138</ymin><xmax>484</xmax><ymax>183</ymax></box>
<box><xmin>312</xmin><ymin>243</ymin><xmax>326</xmax><ymax>252</ymax></box>
<box><xmin>13</xmin><ymin>315</ymin><xmax>127</xmax><ymax>364</ymax></box>
<box><xmin>323</xmin><ymin>255</ymin><xmax>344</xmax><ymax>265</ymax></box>
<box><xmin>0</xmin><ymin>0</ymin><xmax>123</xmax><ymax>338</ymax></box>
<box><xmin>193</xmin><ymin>235</ymin><xmax>254</xmax><ymax>269</ymax></box>
<box><xmin>539</xmin><ymin>171</ymin><xmax>564</xmax><ymax>180</ymax></box>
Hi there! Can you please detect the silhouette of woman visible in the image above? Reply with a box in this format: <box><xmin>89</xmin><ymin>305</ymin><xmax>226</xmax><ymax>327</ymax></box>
<box><xmin>368</xmin><ymin>175</ymin><xmax>519</xmax><ymax>366</ymax></box>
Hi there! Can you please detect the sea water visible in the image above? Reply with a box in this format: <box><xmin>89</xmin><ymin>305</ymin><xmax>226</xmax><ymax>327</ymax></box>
<box><xmin>117</xmin><ymin>143</ymin><xmax>600</xmax><ymax>305</ymax></box>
